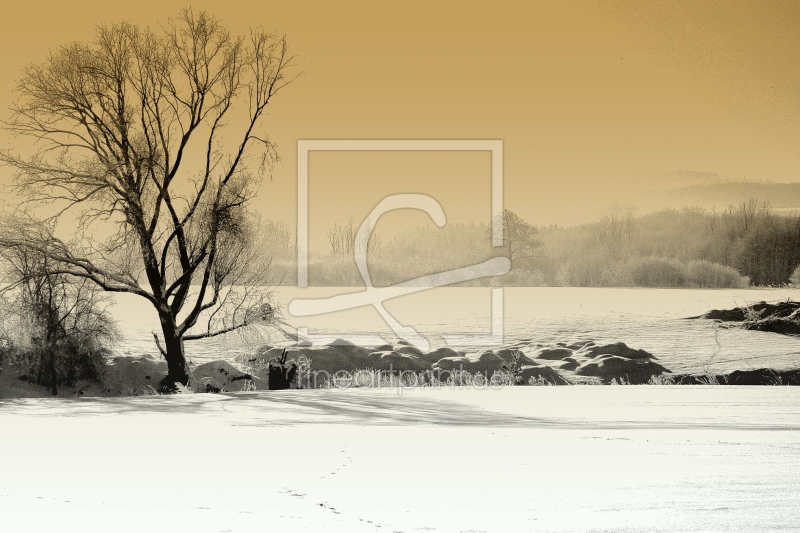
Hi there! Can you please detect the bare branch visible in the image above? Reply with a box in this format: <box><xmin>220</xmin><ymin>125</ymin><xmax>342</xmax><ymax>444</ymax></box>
<box><xmin>0</xmin><ymin>10</ymin><xmax>295</xmax><ymax>384</ymax></box>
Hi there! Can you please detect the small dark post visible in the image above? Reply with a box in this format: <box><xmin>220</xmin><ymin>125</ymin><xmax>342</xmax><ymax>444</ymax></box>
<box><xmin>268</xmin><ymin>348</ymin><xmax>298</xmax><ymax>390</ymax></box>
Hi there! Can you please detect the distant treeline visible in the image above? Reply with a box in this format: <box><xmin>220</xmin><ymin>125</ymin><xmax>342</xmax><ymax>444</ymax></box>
<box><xmin>539</xmin><ymin>199</ymin><xmax>798</xmax><ymax>287</ymax></box>
<box><xmin>260</xmin><ymin>200</ymin><xmax>800</xmax><ymax>288</ymax></box>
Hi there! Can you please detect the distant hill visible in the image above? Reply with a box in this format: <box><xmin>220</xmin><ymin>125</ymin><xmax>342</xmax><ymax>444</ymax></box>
<box><xmin>520</xmin><ymin>179</ymin><xmax>800</xmax><ymax>228</ymax></box>
<box><xmin>658</xmin><ymin>182</ymin><xmax>800</xmax><ymax>210</ymax></box>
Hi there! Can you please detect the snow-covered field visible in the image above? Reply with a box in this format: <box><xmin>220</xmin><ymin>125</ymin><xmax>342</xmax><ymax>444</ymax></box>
<box><xmin>2</xmin><ymin>386</ymin><xmax>799</xmax><ymax>532</ymax></box>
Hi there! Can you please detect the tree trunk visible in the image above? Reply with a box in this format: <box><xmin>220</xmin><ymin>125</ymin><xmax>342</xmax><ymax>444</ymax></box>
<box><xmin>48</xmin><ymin>345</ymin><xmax>57</xmax><ymax>396</ymax></box>
<box><xmin>158</xmin><ymin>317</ymin><xmax>189</xmax><ymax>391</ymax></box>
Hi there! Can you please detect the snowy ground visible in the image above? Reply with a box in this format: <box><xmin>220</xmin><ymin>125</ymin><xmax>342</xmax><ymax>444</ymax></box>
<box><xmin>1</xmin><ymin>387</ymin><xmax>799</xmax><ymax>532</ymax></box>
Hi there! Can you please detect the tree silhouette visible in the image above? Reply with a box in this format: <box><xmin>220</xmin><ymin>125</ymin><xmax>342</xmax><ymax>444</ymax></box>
<box><xmin>0</xmin><ymin>9</ymin><xmax>296</xmax><ymax>389</ymax></box>
<box><xmin>494</xmin><ymin>209</ymin><xmax>541</xmax><ymax>269</ymax></box>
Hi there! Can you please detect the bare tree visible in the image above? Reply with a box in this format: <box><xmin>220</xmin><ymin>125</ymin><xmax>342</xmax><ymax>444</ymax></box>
<box><xmin>494</xmin><ymin>209</ymin><xmax>540</xmax><ymax>268</ymax></box>
<box><xmin>327</xmin><ymin>217</ymin><xmax>381</xmax><ymax>256</ymax></box>
<box><xmin>0</xmin><ymin>242</ymin><xmax>118</xmax><ymax>395</ymax></box>
<box><xmin>0</xmin><ymin>9</ymin><xmax>296</xmax><ymax>389</ymax></box>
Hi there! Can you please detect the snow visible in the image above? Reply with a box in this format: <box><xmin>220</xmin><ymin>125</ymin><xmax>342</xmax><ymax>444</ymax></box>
<box><xmin>1</xmin><ymin>387</ymin><xmax>799</xmax><ymax>532</ymax></box>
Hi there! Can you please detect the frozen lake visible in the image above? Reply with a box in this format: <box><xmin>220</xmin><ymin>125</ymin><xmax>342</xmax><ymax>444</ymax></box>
<box><xmin>110</xmin><ymin>287</ymin><xmax>800</xmax><ymax>374</ymax></box>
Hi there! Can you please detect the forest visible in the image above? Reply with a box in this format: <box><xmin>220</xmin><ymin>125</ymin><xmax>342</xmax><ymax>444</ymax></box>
<box><xmin>264</xmin><ymin>200</ymin><xmax>800</xmax><ymax>288</ymax></box>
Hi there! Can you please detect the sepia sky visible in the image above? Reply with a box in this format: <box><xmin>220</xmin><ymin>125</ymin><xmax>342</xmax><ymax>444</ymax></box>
<box><xmin>1</xmin><ymin>0</ymin><xmax>799</xmax><ymax>247</ymax></box>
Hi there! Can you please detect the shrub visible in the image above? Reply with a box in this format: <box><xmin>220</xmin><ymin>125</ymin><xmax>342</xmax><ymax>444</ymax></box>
<box><xmin>628</xmin><ymin>256</ymin><xmax>687</xmax><ymax>287</ymax></box>
<box><xmin>790</xmin><ymin>264</ymin><xmax>800</xmax><ymax>287</ymax></box>
<box><xmin>0</xmin><ymin>245</ymin><xmax>119</xmax><ymax>394</ymax></box>
<box><xmin>686</xmin><ymin>260</ymin><xmax>749</xmax><ymax>288</ymax></box>
<box><xmin>555</xmin><ymin>258</ymin><xmax>629</xmax><ymax>287</ymax></box>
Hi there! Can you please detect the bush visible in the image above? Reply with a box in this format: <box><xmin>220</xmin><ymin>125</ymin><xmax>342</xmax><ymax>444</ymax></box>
<box><xmin>627</xmin><ymin>257</ymin><xmax>748</xmax><ymax>288</ymax></box>
<box><xmin>552</xmin><ymin>256</ymin><xmax>749</xmax><ymax>288</ymax></box>
<box><xmin>790</xmin><ymin>264</ymin><xmax>800</xmax><ymax>287</ymax></box>
<box><xmin>0</xmin><ymin>248</ymin><xmax>119</xmax><ymax>394</ymax></box>
<box><xmin>555</xmin><ymin>258</ymin><xmax>630</xmax><ymax>287</ymax></box>
<box><xmin>628</xmin><ymin>257</ymin><xmax>687</xmax><ymax>287</ymax></box>
<box><xmin>686</xmin><ymin>260</ymin><xmax>749</xmax><ymax>288</ymax></box>
<box><xmin>6</xmin><ymin>330</ymin><xmax>114</xmax><ymax>392</ymax></box>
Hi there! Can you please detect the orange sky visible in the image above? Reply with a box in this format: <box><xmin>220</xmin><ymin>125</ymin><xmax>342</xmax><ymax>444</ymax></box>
<box><xmin>1</xmin><ymin>0</ymin><xmax>799</xmax><ymax>247</ymax></box>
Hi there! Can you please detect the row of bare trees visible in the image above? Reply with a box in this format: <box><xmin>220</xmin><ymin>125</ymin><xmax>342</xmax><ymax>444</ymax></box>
<box><xmin>308</xmin><ymin>210</ymin><xmax>542</xmax><ymax>286</ymax></box>
<box><xmin>535</xmin><ymin>200</ymin><xmax>800</xmax><ymax>287</ymax></box>
<box><xmin>327</xmin><ymin>217</ymin><xmax>382</xmax><ymax>256</ymax></box>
